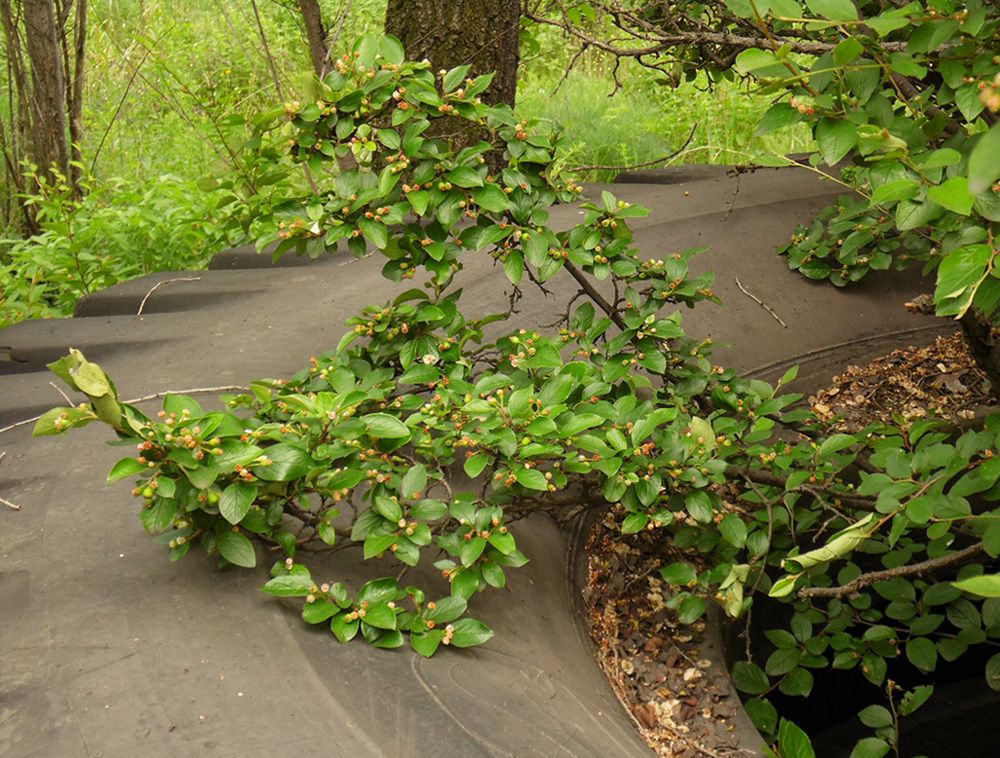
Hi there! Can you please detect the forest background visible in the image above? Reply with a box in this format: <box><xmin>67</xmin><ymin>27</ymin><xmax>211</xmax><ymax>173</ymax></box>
<box><xmin>0</xmin><ymin>0</ymin><xmax>812</xmax><ymax>330</ymax></box>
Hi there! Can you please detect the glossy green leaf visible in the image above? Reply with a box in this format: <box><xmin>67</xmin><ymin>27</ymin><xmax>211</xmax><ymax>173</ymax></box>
<box><xmin>365</xmin><ymin>413</ymin><xmax>411</xmax><ymax>439</ymax></box>
<box><xmin>806</xmin><ymin>0</ymin><xmax>856</xmax><ymax>20</ymax></box>
<box><xmin>220</xmin><ymin>481</ymin><xmax>256</xmax><ymax>524</ymax></box>
<box><xmin>216</xmin><ymin>530</ymin><xmax>256</xmax><ymax>568</ymax></box>
<box><xmin>969</xmin><ymin>124</ymin><xmax>1000</xmax><ymax>195</ymax></box>
<box><xmin>816</xmin><ymin>118</ymin><xmax>857</xmax><ymax>165</ymax></box>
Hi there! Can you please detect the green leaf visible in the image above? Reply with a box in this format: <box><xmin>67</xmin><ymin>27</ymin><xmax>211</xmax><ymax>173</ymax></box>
<box><xmin>460</xmin><ymin>535</ymin><xmax>487</xmax><ymax>566</ymax></box>
<box><xmin>561</xmin><ymin>413</ymin><xmax>604</xmax><ymax>436</ymax></box>
<box><xmin>253</xmin><ymin>443</ymin><xmax>315</xmax><ymax>482</ymax></box>
<box><xmin>411</xmin><ymin>630</ymin><xmax>445</xmax><ymax>657</ymax></box>
<box><xmin>216</xmin><ymin>530</ymin><xmax>256</xmax><ymax>568</ymax></box>
<box><xmin>678</xmin><ymin>594</ymin><xmax>706</xmax><ymax>624</ymax></box>
<box><xmin>472</xmin><ymin>183</ymin><xmax>509</xmax><ymax>213</ymax></box>
<box><xmin>302</xmin><ymin>599</ymin><xmax>338</xmax><ymax>624</ymax></box>
<box><xmin>261</xmin><ymin>574</ymin><xmax>314</xmax><ymax>596</ymax></box>
<box><xmin>503</xmin><ymin>250</ymin><xmax>524</xmax><ymax>285</ymax></box>
<box><xmin>870</xmin><ymin>178</ymin><xmax>920</xmax><ymax>207</ymax></box>
<box><xmin>361</xmin><ymin>602</ymin><xmax>397</xmax><ymax>630</ymax></box>
<box><xmin>660</xmin><ymin>562</ymin><xmax>697</xmax><ymax>585</ymax></box>
<box><xmin>365</xmin><ymin>413</ymin><xmax>411</xmax><ymax>439</ymax></box>
<box><xmin>777</xmin><ymin>718</ymin><xmax>816</xmax><ymax>758</ymax></box>
<box><xmin>447</xmin><ymin>166</ymin><xmax>483</xmax><ymax>188</ymax></box>
<box><xmin>220</xmin><ymin>481</ymin><xmax>257</xmax><ymax>524</ymax></box>
<box><xmin>735</xmin><ymin>48</ymin><xmax>780</xmax><ymax>75</ymax></box>
<box><xmin>833</xmin><ymin>37</ymin><xmax>863</xmax><ymax>66</ymax></box>
<box><xmin>107</xmin><ymin>457</ymin><xmax>147</xmax><ymax>483</ymax></box>
<box><xmin>359</xmin><ymin>218</ymin><xmax>388</xmax><ymax>249</ymax></box>
<box><xmin>746</xmin><ymin>697</ymin><xmax>779</xmax><ymax>734</ymax></box>
<box><xmin>720</xmin><ymin>513</ymin><xmax>748</xmax><ymax>548</ymax></box>
<box><xmin>953</xmin><ymin>574</ymin><xmax>1000</xmax><ymax>597</ymax></box>
<box><xmin>779</xmin><ymin>667</ymin><xmax>814</xmax><ymax>697</ymax></box>
<box><xmin>402</xmin><ymin>464</ymin><xmax>427</xmax><ymax>500</ymax></box>
<box><xmin>986</xmin><ymin>652</ymin><xmax>1000</xmax><ymax>691</ymax></box>
<box><xmin>861</xmin><ymin>653</ymin><xmax>887</xmax><ymax>685</ymax></box>
<box><xmin>685</xmin><ymin>489</ymin><xmax>715</xmax><ymax>523</ymax></box>
<box><xmin>514</xmin><ymin>467</ymin><xmax>549</xmax><ymax>491</ymax></box>
<box><xmin>407</xmin><ymin>190</ymin><xmax>429</xmax><ymax>216</ymax></box>
<box><xmin>858</xmin><ymin>705</ymin><xmax>893</xmax><ymax>728</ymax></box>
<box><xmin>899</xmin><ymin>685</ymin><xmax>934</xmax><ymax>715</ymax></box>
<box><xmin>448</xmin><ymin>617</ymin><xmax>494</xmax><ymax>647</ymax></box>
<box><xmin>32</xmin><ymin>405</ymin><xmax>97</xmax><ymax>436</ymax></box>
<box><xmin>927</xmin><ymin>177</ymin><xmax>974</xmax><ymax>216</ymax></box>
<box><xmin>969</xmin><ymin>124</ymin><xmax>1000</xmax><ymax>195</ymax></box>
<box><xmin>818</xmin><ymin>433</ymin><xmax>856</xmax><ymax>459</ymax></box>
<box><xmin>756</xmin><ymin>103</ymin><xmax>802</xmax><ymax>136</ymax></box>
<box><xmin>622</xmin><ymin>513</ymin><xmax>648</xmax><ymax>534</ymax></box>
<box><xmin>816</xmin><ymin>118</ymin><xmax>857</xmax><ymax>165</ymax></box>
<box><xmin>464</xmin><ymin>453</ymin><xmax>489</xmax><ymax>478</ymax></box>
<box><xmin>378</xmin><ymin>34</ymin><xmax>405</xmax><ymax>65</ymax></box>
<box><xmin>732</xmin><ymin>661</ymin><xmax>770</xmax><ymax>694</ymax></box>
<box><xmin>442</xmin><ymin>63</ymin><xmax>472</xmax><ymax>93</ymax></box>
<box><xmin>426</xmin><ymin>595</ymin><xmax>468</xmax><ymax>623</ymax></box>
<box><xmin>806</xmin><ymin>0</ymin><xmax>856</xmax><ymax>20</ymax></box>
<box><xmin>849</xmin><ymin>738</ymin><xmax>890</xmax><ymax>758</ymax></box>
<box><xmin>330</xmin><ymin>613</ymin><xmax>360</xmax><ymax>643</ymax></box>
<box><xmin>409</xmin><ymin>498</ymin><xmax>447</xmax><ymax>520</ymax></box>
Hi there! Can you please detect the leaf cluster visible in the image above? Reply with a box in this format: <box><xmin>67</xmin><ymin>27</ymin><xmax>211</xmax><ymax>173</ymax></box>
<box><xmin>33</xmin><ymin>31</ymin><xmax>1000</xmax><ymax>758</ymax></box>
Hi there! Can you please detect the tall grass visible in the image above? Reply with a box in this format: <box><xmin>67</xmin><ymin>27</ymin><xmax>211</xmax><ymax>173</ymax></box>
<box><xmin>0</xmin><ymin>2</ymin><xmax>815</xmax><ymax>328</ymax></box>
<box><xmin>518</xmin><ymin>68</ymin><xmax>815</xmax><ymax>182</ymax></box>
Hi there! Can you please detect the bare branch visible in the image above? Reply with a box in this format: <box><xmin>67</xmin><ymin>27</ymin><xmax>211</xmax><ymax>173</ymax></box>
<box><xmin>799</xmin><ymin>542</ymin><xmax>986</xmax><ymax>599</ymax></box>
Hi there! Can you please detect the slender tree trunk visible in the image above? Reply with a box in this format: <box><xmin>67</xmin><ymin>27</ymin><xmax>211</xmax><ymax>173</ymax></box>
<box><xmin>22</xmin><ymin>0</ymin><xmax>69</xmax><ymax>181</ymax></box>
<box><xmin>384</xmin><ymin>0</ymin><xmax>520</xmax><ymax>109</ymax></box>
<box><xmin>68</xmin><ymin>0</ymin><xmax>86</xmax><ymax>191</ymax></box>
<box><xmin>298</xmin><ymin>0</ymin><xmax>328</xmax><ymax>78</ymax></box>
<box><xmin>0</xmin><ymin>0</ymin><xmax>36</xmax><ymax>231</ymax></box>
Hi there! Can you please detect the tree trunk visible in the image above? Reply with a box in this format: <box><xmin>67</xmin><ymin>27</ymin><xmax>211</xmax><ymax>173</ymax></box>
<box><xmin>384</xmin><ymin>0</ymin><xmax>520</xmax><ymax>109</ymax></box>
<box><xmin>298</xmin><ymin>0</ymin><xmax>328</xmax><ymax>78</ymax></box>
<box><xmin>384</xmin><ymin>0</ymin><xmax>520</xmax><ymax>171</ymax></box>
<box><xmin>22</xmin><ymin>0</ymin><xmax>69</xmax><ymax>181</ymax></box>
<box><xmin>67</xmin><ymin>0</ymin><xmax>86</xmax><ymax>191</ymax></box>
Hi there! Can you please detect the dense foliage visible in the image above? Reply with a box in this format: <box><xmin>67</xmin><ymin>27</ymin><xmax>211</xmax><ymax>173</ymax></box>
<box><xmin>530</xmin><ymin>0</ymin><xmax>1000</xmax><ymax>327</ymax></box>
<box><xmin>35</xmin><ymin>31</ymin><xmax>1000</xmax><ymax>758</ymax></box>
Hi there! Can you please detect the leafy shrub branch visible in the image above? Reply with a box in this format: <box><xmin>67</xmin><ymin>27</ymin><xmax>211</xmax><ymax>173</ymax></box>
<box><xmin>35</xmin><ymin>32</ymin><xmax>1000</xmax><ymax>758</ymax></box>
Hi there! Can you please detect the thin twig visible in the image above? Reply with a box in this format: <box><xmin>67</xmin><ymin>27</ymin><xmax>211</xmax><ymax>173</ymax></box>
<box><xmin>0</xmin><ymin>385</ymin><xmax>247</xmax><ymax>436</ymax></box>
<box><xmin>324</xmin><ymin>0</ymin><xmax>354</xmax><ymax>62</ymax></box>
<box><xmin>49</xmin><ymin>381</ymin><xmax>74</xmax><ymax>406</ymax></box>
<box><xmin>0</xmin><ymin>452</ymin><xmax>20</xmax><ymax>509</ymax></box>
<box><xmin>721</xmin><ymin>169</ymin><xmax>741</xmax><ymax>222</ymax></box>
<box><xmin>137</xmin><ymin>277</ymin><xmax>201</xmax><ymax>315</ymax></box>
<box><xmin>734</xmin><ymin>276</ymin><xmax>786</xmax><ymax>328</ymax></box>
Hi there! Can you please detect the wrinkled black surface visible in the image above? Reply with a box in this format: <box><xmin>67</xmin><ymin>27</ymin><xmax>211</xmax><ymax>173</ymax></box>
<box><xmin>0</xmin><ymin>167</ymin><xmax>950</xmax><ymax>757</ymax></box>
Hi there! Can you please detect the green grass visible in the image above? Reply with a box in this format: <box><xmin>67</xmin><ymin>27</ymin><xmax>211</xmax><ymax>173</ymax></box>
<box><xmin>1</xmin><ymin>3</ymin><xmax>817</xmax><ymax>328</ymax></box>
<box><xmin>518</xmin><ymin>68</ymin><xmax>815</xmax><ymax>182</ymax></box>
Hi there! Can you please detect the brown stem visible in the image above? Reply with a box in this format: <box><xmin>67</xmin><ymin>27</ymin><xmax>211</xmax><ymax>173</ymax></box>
<box><xmin>798</xmin><ymin>541</ymin><xmax>986</xmax><ymax>598</ymax></box>
<box><xmin>562</xmin><ymin>260</ymin><xmax>626</xmax><ymax>330</ymax></box>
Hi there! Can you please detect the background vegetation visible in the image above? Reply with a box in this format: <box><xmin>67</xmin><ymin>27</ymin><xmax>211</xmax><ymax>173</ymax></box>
<box><xmin>0</xmin><ymin>0</ymin><xmax>809</xmax><ymax>329</ymax></box>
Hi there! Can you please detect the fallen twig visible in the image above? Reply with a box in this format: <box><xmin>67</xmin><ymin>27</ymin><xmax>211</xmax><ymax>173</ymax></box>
<box><xmin>0</xmin><ymin>452</ymin><xmax>20</xmax><ymax>510</ymax></box>
<box><xmin>137</xmin><ymin>277</ymin><xmax>201</xmax><ymax>316</ymax></box>
<box><xmin>735</xmin><ymin>276</ymin><xmax>786</xmax><ymax>328</ymax></box>
<box><xmin>50</xmin><ymin>381</ymin><xmax>74</xmax><ymax>406</ymax></box>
